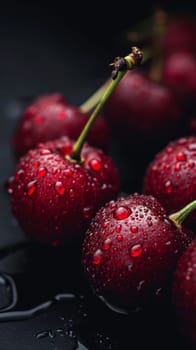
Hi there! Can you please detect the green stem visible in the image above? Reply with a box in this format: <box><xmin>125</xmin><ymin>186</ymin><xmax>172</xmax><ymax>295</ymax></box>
<box><xmin>68</xmin><ymin>47</ymin><xmax>143</xmax><ymax>162</ymax></box>
<box><xmin>79</xmin><ymin>80</ymin><xmax>110</xmax><ymax>113</ymax></box>
<box><xmin>79</xmin><ymin>48</ymin><xmax>151</xmax><ymax>114</ymax></box>
<box><xmin>169</xmin><ymin>200</ymin><xmax>196</xmax><ymax>228</ymax></box>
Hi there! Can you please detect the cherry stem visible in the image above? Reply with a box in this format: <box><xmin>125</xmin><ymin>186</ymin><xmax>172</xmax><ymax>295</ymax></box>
<box><xmin>68</xmin><ymin>47</ymin><xmax>143</xmax><ymax>162</ymax></box>
<box><xmin>80</xmin><ymin>48</ymin><xmax>150</xmax><ymax>114</ymax></box>
<box><xmin>80</xmin><ymin>80</ymin><xmax>110</xmax><ymax>113</ymax></box>
<box><xmin>169</xmin><ymin>200</ymin><xmax>196</xmax><ymax>228</ymax></box>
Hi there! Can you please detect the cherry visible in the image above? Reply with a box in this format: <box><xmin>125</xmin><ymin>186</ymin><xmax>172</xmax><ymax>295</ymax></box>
<box><xmin>82</xmin><ymin>193</ymin><xmax>194</xmax><ymax>312</ymax></box>
<box><xmin>143</xmin><ymin>136</ymin><xmax>196</xmax><ymax>226</ymax></box>
<box><xmin>172</xmin><ymin>238</ymin><xmax>196</xmax><ymax>346</ymax></box>
<box><xmin>162</xmin><ymin>16</ymin><xmax>196</xmax><ymax>57</ymax></box>
<box><xmin>161</xmin><ymin>51</ymin><xmax>196</xmax><ymax>104</ymax></box>
<box><xmin>12</xmin><ymin>93</ymin><xmax>110</xmax><ymax>158</ymax></box>
<box><xmin>9</xmin><ymin>47</ymin><xmax>143</xmax><ymax>246</ymax></box>
<box><xmin>10</xmin><ymin>136</ymin><xmax>119</xmax><ymax>245</ymax></box>
<box><xmin>103</xmin><ymin>70</ymin><xmax>183</xmax><ymax>146</ymax></box>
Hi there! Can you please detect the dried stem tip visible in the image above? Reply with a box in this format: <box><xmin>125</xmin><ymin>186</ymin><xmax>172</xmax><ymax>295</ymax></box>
<box><xmin>110</xmin><ymin>46</ymin><xmax>143</xmax><ymax>79</ymax></box>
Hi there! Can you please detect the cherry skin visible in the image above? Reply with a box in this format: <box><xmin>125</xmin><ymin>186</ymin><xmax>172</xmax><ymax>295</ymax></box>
<box><xmin>12</xmin><ymin>93</ymin><xmax>110</xmax><ymax>158</ymax></box>
<box><xmin>162</xmin><ymin>17</ymin><xmax>196</xmax><ymax>57</ymax></box>
<box><xmin>162</xmin><ymin>51</ymin><xmax>196</xmax><ymax>104</ymax></box>
<box><xmin>103</xmin><ymin>71</ymin><xmax>183</xmax><ymax>146</ymax></box>
<box><xmin>172</xmin><ymin>238</ymin><xmax>196</xmax><ymax>346</ymax></box>
<box><xmin>143</xmin><ymin>136</ymin><xmax>196</xmax><ymax>226</ymax></box>
<box><xmin>9</xmin><ymin>136</ymin><xmax>119</xmax><ymax>246</ymax></box>
<box><xmin>82</xmin><ymin>193</ymin><xmax>192</xmax><ymax>312</ymax></box>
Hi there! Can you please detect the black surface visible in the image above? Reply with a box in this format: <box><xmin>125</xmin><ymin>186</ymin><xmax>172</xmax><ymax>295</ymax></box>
<box><xmin>0</xmin><ymin>4</ymin><xmax>195</xmax><ymax>349</ymax></box>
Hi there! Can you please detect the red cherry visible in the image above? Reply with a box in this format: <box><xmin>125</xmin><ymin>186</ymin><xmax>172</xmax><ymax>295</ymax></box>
<box><xmin>10</xmin><ymin>136</ymin><xmax>119</xmax><ymax>245</ymax></box>
<box><xmin>12</xmin><ymin>93</ymin><xmax>110</xmax><ymax>158</ymax></box>
<box><xmin>162</xmin><ymin>17</ymin><xmax>196</xmax><ymax>57</ymax></box>
<box><xmin>143</xmin><ymin>136</ymin><xmax>196</xmax><ymax>225</ymax></box>
<box><xmin>9</xmin><ymin>47</ymin><xmax>143</xmax><ymax>246</ymax></box>
<box><xmin>172</xmin><ymin>239</ymin><xmax>196</xmax><ymax>346</ymax></box>
<box><xmin>162</xmin><ymin>51</ymin><xmax>196</xmax><ymax>103</ymax></box>
<box><xmin>82</xmin><ymin>194</ymin><xmax>192</xmax><ymax>312</ymax></box>
<box><xmin>104</xmin><ymin>71</ymin><xmax>183</xmax><ymax>144</ymax></box>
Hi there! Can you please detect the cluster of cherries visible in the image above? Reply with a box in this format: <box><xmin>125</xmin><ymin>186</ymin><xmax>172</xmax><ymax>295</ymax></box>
<box><xmin>7</xmin><ymin>14</ymin><xmax>196</xmax><ymax>348</ymax></box>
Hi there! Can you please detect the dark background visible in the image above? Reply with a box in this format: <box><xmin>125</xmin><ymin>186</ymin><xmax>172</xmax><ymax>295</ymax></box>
<box><xmin>0</xmin><ymin>2</ymin><xmax>195</xmax><ymax>349</ymax></box>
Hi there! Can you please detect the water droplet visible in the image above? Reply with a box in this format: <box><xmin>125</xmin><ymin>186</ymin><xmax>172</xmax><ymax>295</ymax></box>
<box><xmin>40</xmin><ymin>149</ymin><xmax>51</xmax><ymax>155</ymax></box>
<box><xmin>55</xmin><ymin>181</ymin><xmax>65</xmax><ymax>195</ymax></box>
<box><xmin>37</xmin><ymin>167</ymin><xmax>47</xmax><ymax>177</ymax></box>
<box><xmin>165</xmin><ymin>240</ymin><xmax>171</xmax><ymax>246</ymax></box>
<box><xmin>114</xmin><ymin>206</ymin><xmax>131</xmax><ymax>220</ymax></box>
<box><xmin>115</xmin><ymin>224</ymin><xmax>122</xmax><ymax>233</ymax></box>
<box><xmin>102</xmin><ymin>238</ymin><xmax>112</xmax><ymax>251</ymax></box>
<box><xmin>188</xmin><ymin>161</ymin><xmax>195</xmax><ymax>169</ymax></box>
<box><xmin>29</xmin><ymin>150</ymin><xmax>36</xmax><ymax>158</ymax></box>
<box><xmin>102</xmin><ymin>222</ymin><xmax>108</xmax><ymax>228</ymax></box>
<box><xmin>130</xmin><ymin>226</ymin><xmax>138</xmax><ymax>233</ymax></box>
<box><xmin>176</xmin><ymin>152</ymin><xmax>186</xmax><ymax>161</ymax></box>
<box><xmin>64</xmin><ymin>168</ymin><xmax>73</xmax><ymax>177</ymax></box>
<box><xmin>164</xmin><ymin>164</ymin><xmax>170</xmax><ymax>171</ymax></box>
<box><xmin>127</xmin><ymin>261</ymin><xmax>133</xmax><ymax>271</ymax></box>
<box><xmin>69</xmin><ymin>188</ymin><xmax>75</xmax><ymax>198</ymax></box>
<box><xmin>166</xmin><ymin>147</ymin><xmax>173</xmax><ymax>154</ymax></box>
<box><xmin>165</xmin><ymin>180</ymin><xmax>173</xmax><ymax>194</ymax></box>
<box><xmin>15</xmin><ymin>169</ymin><xmax>24</xmax><ymax>180</ymax></box>
<box><xmin>130</xmin><ymin>244</ymin><xmax>143</xmax><ymax>257</ymax></box>
<box><xmin>27</xmin><ymin>180</ymin><xmax>37</xmax><ymax>196</ymax></box>
<box><xmin>175</xmin><ymin>162</ymin><xmax>181</xmax><ymax>171</ymax></box>
<box><xmin>92</xmin><ymin>249</ymin><xmax>102</xmax><ymax>265</ymax></box>
<box><xmin>89</xmin><ymin>158</ymin><xmax>102</xmax><ymax>171</ymax></box>
<box><xmin>137</xmin><ymin>280</ymin><xmax>145</xmax><ymax>291</ymax></box>
<box><xmin>52</xmin><ymin>167</ymin><xmax>61</xmax><ymax>175</ymax></box>
<box><xmin>155</xmin><ymin>287</ymin><xmax>162</xmax><ymax>296</ymax></box>
<box><xmin>188</xmin><ymin>143</ymin><xmax>196</xmax><ymax>151</ymax></box>
<box><xmin>33</xmin><ymin>161</ymin><xmax>40</xmax><ymax>169</ymax></box>
<box><xmin>83</xmin><ymin>207</ymin><xmax>92</xmax><ymax>219</ymax></box>
<box><xmin>35</xmin><ymin>330</ymin><xmax>51</xmax><ymax>339</ymax></box>
<box><xmin>116</xmin><ymin>234</ymin><xmax>123</xmax><ymax>242</ymax></box>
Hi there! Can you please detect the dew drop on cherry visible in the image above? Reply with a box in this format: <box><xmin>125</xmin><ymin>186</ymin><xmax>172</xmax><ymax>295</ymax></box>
<box><xmin>115</xmin><ymin>224</ymin><xmax>122</xmax><ymax>233</ymax></box>
<box><xmin>33</xmin><ymin>161</ymin><xmax>40</xmax><ymax>169</ymax></box>
<box><xmin>130</xmin><ymin>226</ymin><xmax>138</xmax><ymax>233</ymax></box>
<box><xmin>102</xmin><ymin>238</ymin><xmax>112</xmax><ymax>251</ymax></box>
<box><xmin>64</xmin><ymin>168</ymin><xmax>73</xmax><ymax>177</ymax></box>
<box><xmin>114</xmin><ymin>206</ymin><xmax>131</xmax><ymax>220</ymax></box>
<box><xmin>175</xmin><ymin>162</ymin><xmax>181</xmax><ymax>171</ymax></box>
<box><xmin>27</xmin><ymin>180</ymin><xmax>37</xmax><ymax>196</ymax></box>
<box><xmin>69</xmin><ymin>188</ymin><xmax>75</xmax><ymax>199</ymax></box>
<box><xmin>188</xmin><ymin>161</ymin><xmax>195</xmax><ymax>169</ymax></box>
<box><xmin>176</xmin><ymin>152</ymin><xmax>186</xmax><ymax>161</ymax></box>
<box><xmin>130</xmin><ymin>244</ymin><xmax>143</xmax><ymax>257</ymax></box>
<box><xmin>15</xmin><ymin>169</ymin><xmax>24</xmax><ymax>180</ymax></box>
<box><xmin>92</xmin><ymin>249</ymin><xmax>103</xmax><ymax>265</ymax></box>
<box><xmin>55</xmin><ymin>181</ymin><xmax>65</xmax><ymax>195</ymax></box>
<box><xmin>89</xmin><ymin>159</ymin><xmax>102</xmax><ymax>171</ymax></box>
<box><xmin>165</xmin><ymin>180</ymin><xmax>173</xmax><ymax>194</ymax></box>
<box><xmin>40</xmin><ymin>149</ymin><xmax>51</xmax><ymax>156</ymax></box>
<box><xmin>166</xmin><ymin>147</ymin><xmax>173</xmax><ymax>154</ymax></box>
<box><xmin>116</xmin><ymin>234</ymin><xmax>123</xmax><ymax>242</ymax></box>
<box><xmin>37</xmin><ymin>167</ymin><xmax>47</xmax><ymax>177</ymax></box>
